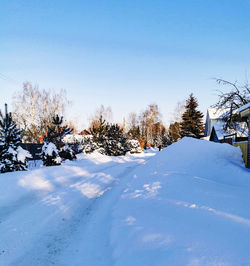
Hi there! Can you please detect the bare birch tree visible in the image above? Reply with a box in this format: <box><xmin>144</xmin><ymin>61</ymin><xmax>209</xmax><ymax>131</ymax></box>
<box><xmin>12</xmin><ymin>82</ymin><xmax>70</xmax><ymax>143</ymax></box>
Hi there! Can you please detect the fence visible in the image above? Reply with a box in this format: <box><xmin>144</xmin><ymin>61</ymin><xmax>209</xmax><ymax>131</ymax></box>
<box><xmin>233</xmin><ymin>141</ymin><xmax>248</xmax><ymax>167</ymax></box>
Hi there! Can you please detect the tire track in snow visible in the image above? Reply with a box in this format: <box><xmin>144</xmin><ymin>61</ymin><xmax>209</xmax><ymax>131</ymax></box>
<box><xmin>10</xmin><ymin>160</ymin><xmax>148</xmax><ymax>266</ymax></box>
<box><xmin>56</xmin><ymin>160</ymin><xmax>153</xmax><ymax>266</ymax></box>
<box><xmin>0</xmin><ymin>162</ymin><xmax>120</xmax><ymax>225</ymax></box>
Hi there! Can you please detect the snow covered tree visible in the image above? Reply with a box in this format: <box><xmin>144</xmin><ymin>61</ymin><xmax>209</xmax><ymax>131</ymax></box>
<box><xmin>41</xmin><ymin>142</ymin><xmax>61</xmax><ymax>166</ymax></box>
<box><xmin>59</xmin><ymin>144</ymin><xmax>76</xmax><ymax>161</ymax></box>
<box><xmin>90</xmin><ymin>116</ymin><xmax>108</xmax><ymax>149</ymax></box>
<box><xmin>90</xmin><ymin>118</ymin><xmax>128</xmax><ymax>156</ymax></box>
<box><xmin>180</xmin><ymin>94</ymin><xmax>204</xmax><ymax>138</ymax></box>
<box><xmin>42</xmin><ymin>114</ymin><xmax>75</xmax><ymax>166</ymax></box>
<box><xmin>0</xmin><ymin>104</ymin><xmax>31</xmax><ymax>173</ymax></box>
<box><xmin>46</xmin><ymin>115</ymin><xmax>72</xmax><ymax>145</ymax></box>
<box><xmin>126</xmin><ymin>139</ymin><xmax>142</xmax><ymax>153</ymax></box>
<box><xmin>104</xmin><ymin>124</ymin><xmax>127</xmax><ymax>156</ymax></box>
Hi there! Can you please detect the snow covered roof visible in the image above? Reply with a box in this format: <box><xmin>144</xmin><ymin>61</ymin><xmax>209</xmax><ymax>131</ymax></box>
<box><xmin>207</xmin><ymin>108</ymin><xmax>230</xmax><ymax>120</ymax></box>
<box><xmin>212</xmin><ymin>122</ymin><xmax>248</xmax><ymax>140</ymax></box>
<box><xmin>238</xmin><ymin>103</ymin><xmax>250</xmax><ymax>113</ymax></box>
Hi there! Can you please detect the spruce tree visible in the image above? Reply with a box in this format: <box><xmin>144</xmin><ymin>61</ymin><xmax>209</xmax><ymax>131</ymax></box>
<box><xmin>104</xmin><ymin>124</ymin><xmax>127</xmax><ymax>156</ymax></box>
<box><xmin>42</xmin><ymin>114</ymin><xmax>75</xmax><ymax>166</ymax></box>
<box><xmin>90</xmin><ymin>116</ymin><xmax>107</xmax><ymax>148</ymax></box>
<box><xmin>180</xmin><ymin>94</ymin><xmax>204</xmax><ymax>138</ymax></box>
<box><xmin>90</xmin><ymin>118</ymin><xmax>128</xmax><ymax>156</ymax></box>
<box><xmin>46</xmin><ymin>115</ymin><xmax>72</xmax><ymax>145</ymax></box>
<box><xmin>41</xmin><ymin>142</ymin><xmax>61</xmax><ymax>166</ymax></box>
<box><xmin>0</xmin><ymin>104</ymin><xmax>31</xmax><ymax>173</ymax></box>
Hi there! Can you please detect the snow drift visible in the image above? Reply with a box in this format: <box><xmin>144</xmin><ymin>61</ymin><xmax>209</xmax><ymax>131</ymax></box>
<box><xmin>111</xmin><ymin>138</ymin><xmax>250</xmax><ymax>266</ymax></box>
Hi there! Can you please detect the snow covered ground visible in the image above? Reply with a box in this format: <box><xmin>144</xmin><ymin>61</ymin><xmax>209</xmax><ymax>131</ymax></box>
<box><xmin>0</xmin><ymin>138</ymin><xmax>249</xmax><ymax>265</ymax></box>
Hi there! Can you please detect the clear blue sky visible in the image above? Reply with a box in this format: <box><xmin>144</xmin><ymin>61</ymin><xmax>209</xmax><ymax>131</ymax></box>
<box><xmin>1</xmin><ymin>0</ymin><xmax>250</xmax><ymax>128</ymax></box>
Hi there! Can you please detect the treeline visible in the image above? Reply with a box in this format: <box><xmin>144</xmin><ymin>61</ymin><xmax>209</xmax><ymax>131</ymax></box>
<box><xmin>0</xmin><ymin>82</ymin><xmax>205</xmax><ymax>173</ymax></box>
<box><xmin>10</xmin><ymin>82</ymin><xmax>205</xmax><ymax>148</ymax></box>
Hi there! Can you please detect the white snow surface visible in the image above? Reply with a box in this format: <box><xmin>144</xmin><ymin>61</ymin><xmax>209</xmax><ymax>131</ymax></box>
<box><xmin>42</xmin><ymin>142</ymin><xmax>58</xmax><ymax>156</ymax></box>
<box><xmin>16</xmin><ymin>146</ymin><xmax>32</xmax><ymax>163</ymax></box>
<box><xmin>0</xmin><ymin>138</ymin><xmax>250</xmax><ymax>266</ymax></box>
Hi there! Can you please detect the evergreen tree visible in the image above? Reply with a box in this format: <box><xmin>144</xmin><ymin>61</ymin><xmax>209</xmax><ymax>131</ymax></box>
<box><xmin>90</xmin><ymin>116</ymin><xmax>107</xmax><ymax>149</ymax></box>
<box><xmin>90</xmin><ymin>118</ymin><xmax>128</xmax><ymax>156</ymax></box>
<box><xmin>59</xmin><ymin>144</ymin><xmax>77</xmax><ymax>161</ymax></box>
<box><xmin>161</xmin><ymin>127</ymin><xmax>171</xmax><ymax>147</ymax></box>
<box><xmin>104</xmin><ymin>124</ymin><xmax>127</xmax><ymax>156</ymax></box>
<box><xmin>46</xmin><ymin>115</ymin><xmax>72</xmax><ymax>145</ymax></box>
<box><xmin>41</xmin><ymin>142</ymin><xmax>61</xmax><ymax>166</ymax></box>
<box><xmin>42</xmin><ymin>114</ymin><xmax>74</xmax><ymax>166</ymax></box>
<box><xmin>126</xmin><ymin>139</ymin><xmax>142</xmax><ymax>153</ymax></box>
<box><xmin>180</xmin><ymin>94</ymin><xmax>204</xmax><ymax>138</ymax></box>
<box><xmin>0</xmin><ymin>104</ymin><xmax>31</xmax><ymax>173</ymax></box>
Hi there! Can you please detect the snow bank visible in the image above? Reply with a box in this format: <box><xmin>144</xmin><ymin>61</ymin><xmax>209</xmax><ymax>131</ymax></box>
<box><xmin>111</xmin><ymin>138</ymin><xmax>250</xmax><ymax>266</ymax></box>
<box><xmin>1</xmin><ymin>138</ymin><xmax>249</xmax><ymax>265</ymax></box>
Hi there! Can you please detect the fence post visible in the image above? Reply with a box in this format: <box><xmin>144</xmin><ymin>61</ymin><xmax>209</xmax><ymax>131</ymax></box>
<box><xmin>248</xmin><ymin>116</ymin><xmax>250</xmax><ymax>169</ymax></box>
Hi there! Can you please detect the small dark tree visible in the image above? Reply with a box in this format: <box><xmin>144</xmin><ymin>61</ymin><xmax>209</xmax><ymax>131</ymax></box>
<box><xmin>104</xmin><ymin>124</ymin><xmax>127</xmax><ymax>156</ymax></box>
<box><xmin>0</xmin><ymin>104</ymin><xmax>31</xmax><ymax>173</ymax></box>
<box><xmin>180</xmin><ymin>94</ymin><xmax>204</xmax><ymax>138</ymax></box>
<box><xmin>41</xmin><ymin>142</ymin><xmax>61</xmax><ymax>166</ymax></box>
<box><xmin>90</xmin><ymin>118</ymin><xmax>128</xmax><ymax>156</ymax></box>
<box><xmin>42</xmin><ymin>114</ymin><xmax>75</xmax><ymax>166</ymax></box>
<box><xmin>90</xmin><ymin>116</ymin><xmax>108</xmax><ymax>151</ymax></box>
<box><xmin>46</xmin><ymin>115</ymin><xmax>72</xmax><ymax>145</ymax></box>
<box><xmin>161</xmin><ymin>127</ymin><xmax>171</xmax><ymax>147</ymax></box>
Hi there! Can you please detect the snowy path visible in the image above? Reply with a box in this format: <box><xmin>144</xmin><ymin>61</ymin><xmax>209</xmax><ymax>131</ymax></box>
<box><xmin>0</xmin><ymin>152</ymin><xmax>154</xmax><ymax>265</ymax></box>
<box><xmin>57</xmin><ymin>165</ymin><xmax>141</xmax><ymax>266</ymax></box>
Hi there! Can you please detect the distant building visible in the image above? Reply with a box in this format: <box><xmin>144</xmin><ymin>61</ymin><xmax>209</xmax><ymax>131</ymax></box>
<box><xmin>204</xmin><ymin>108</ymin><xmax>229</xmax><ymax>137</ymax></box>
<box><xmin>204</xmin><ymin>108</ymin><xmax>247</xmax><ymax>143</ymax></box>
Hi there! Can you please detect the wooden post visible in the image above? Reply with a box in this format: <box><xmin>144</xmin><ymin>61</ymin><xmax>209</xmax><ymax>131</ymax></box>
<box><xmin>248</xmin><ymin>116</ymin><xmax>250</xmax><ymax>169</ymax></box>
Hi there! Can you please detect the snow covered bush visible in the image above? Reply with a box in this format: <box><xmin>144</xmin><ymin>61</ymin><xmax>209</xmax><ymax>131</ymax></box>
<box><xmin>63</xmin><ymin>134</ymin><xmax>97</xmax><ymax>154</ymax></box>
<box><xmin>126</xmin><ymin>139</ymin><xmax>142</xmax><ymax>153</ymax></box>
<box><xmin>91</xmin><ymin>121</ymin><xmax>127</xmax><ymax>156</ymax></box>
<box><xmin>59</xmin><ymin>144</ymin><xmax>77</xmax><ymax>161</ymax></box>
<box><xmin>0</xmin><ymin>104</ymin><xmax>32</xmax><ymax>173</ymax></box>
<box><xmin>41</xmin><ymin>142</ymin><xmax>61</xmax><ymax>166</ymax></box>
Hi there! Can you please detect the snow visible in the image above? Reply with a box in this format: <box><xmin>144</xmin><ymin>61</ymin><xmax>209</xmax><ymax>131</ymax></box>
<box><xmin>111</xmin><ymin>138</ymin><xmax>250</xmax><ymax>266</ymax></box>
<box><xmin>42</xmin><ymin>142</ymin><xmax>58</xmax><ymax>156</ymax></box>
<box><xmin>212</xmin><ymin>121</ymin><xmax>248</xmax><ymax>140</ymax></box>
<box><xmin>207</xmin><ymin>108</ymin><xmax>230</xmax><ymax>120</ymax></box>
<box><xmin>0</xmin><ymin>138</ymin><xmax>249</xmax><ymax>265</ymax></box>
<box><xmin>16</xmin><ymin>146</ymin><xmax>32</xmax><ymax>163</ymax></box>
